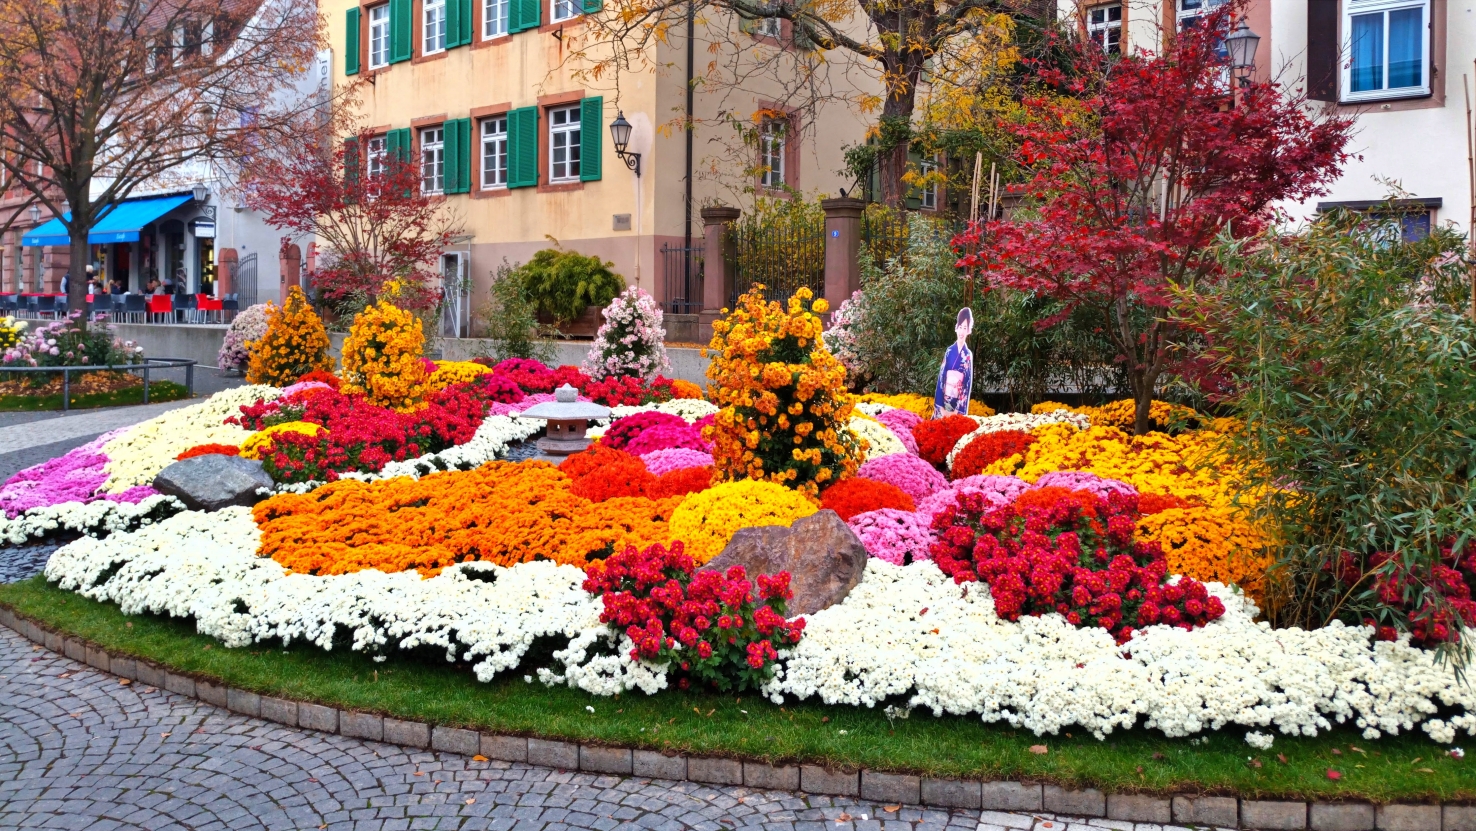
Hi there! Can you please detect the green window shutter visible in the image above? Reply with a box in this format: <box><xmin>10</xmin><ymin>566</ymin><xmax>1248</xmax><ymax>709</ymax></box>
<box><xmin>511</xmin><ymin>0</ymin><xmax>541</xmax><ymax>32</ymax></box>
<box><xmin>345</xmin><ymin>8</ymin><xmax>361</xmax><ymax>75</ymax></box>
<box><xmin>507</xmin><ymin>106</ymin><xmax>539</xmax><ymax>188</ymax></box>
<box><xmin>444</xmin><ymin>118</ymin><xmax>472</xmax><ymax>193</ymax></box>
<box><xmin>582</xmin><ymin>0</ymin><xmax>601</xmax><ymax>14</ymax></box>
<box><xmin>579</xmin><ymin>97</ymin><xmax>602</xmax><ymax>182</ymax></box>
<box><xmin>344</xmin><ymin>137</ymin><xmax>361</xmax><ymax>183</ymax></box>
<box><xmin>389</xmin><ymin>0</ymin><xmax>412</xmax><ymax>62</ymax></box>
<box><xmin>737</xmin><ymin>14</ymin><xmax>757</xmax><ymax>34</ymax></box>
<box><xmin>456</xmin><ymin>0</ymin><xmax>473</xmax><ymax>45</ymax></box>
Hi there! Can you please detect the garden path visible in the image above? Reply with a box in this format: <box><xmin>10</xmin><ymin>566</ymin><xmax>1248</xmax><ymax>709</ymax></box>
<box><xmin>0</xmin><ymin>628</ymin><xmax>1202</xmax><ymax>831</ymax></box>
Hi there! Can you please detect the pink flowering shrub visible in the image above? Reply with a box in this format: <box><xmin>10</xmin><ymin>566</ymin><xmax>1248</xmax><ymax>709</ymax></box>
<box><xmin>582</xmin><ymin>540</ymin><xmax>805</xmax><ymax>692</ymax></box>
<box><xmin>0</xmin><ymin>428</ymin><xmax>157</xmax><ymax>517</ymax></box>
<box><xmin>916</xmin><ymin>475</ymin><xmax>1033</xmax><ymax>520</ymax></box>
<box><xmin>625</xmin><ymin>423</ymin><xmax>710</xmax><ymax>456</ymax></box>
<box><xmin>848</xmin><ymin>508</ymin><xmax>935</xmax><ymax>565</ymax></box>
<box><xmin>856</xmin><ymin>453</ymin><xmax>947</xmax><ymax>503</ymax></box>
<box><xmin>641</xmin><ymin>448</ymin><xmax>715</xmax><ymax>475</ymax></box>
<box><xmin>602</xmin><ymin>411</ymin><xmax>687</xmax><ymax>451</ymax></box>
<box><xmin>1034</xmin><ymin>471</ymin><xmax>1138</xmax><ymax>500</ymax></box>
<box><xmin>583</xmin><ymin>286</ymin><xmax>671</xmax><ymax>381</ymax></box>
<box><xmin>217</xmin><ymin>303</ymin><xmax>269</xmax><ymax>372</ymax></box>
<box><xmin>875</xmin><ymin>408</ymin><xmax>922</xmax><ymax>454</ymax></box>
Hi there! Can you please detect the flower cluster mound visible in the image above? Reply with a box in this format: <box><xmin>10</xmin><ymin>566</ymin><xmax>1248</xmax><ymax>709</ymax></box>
<box><xmin>245</xmin><ymin>287</ymin><xmax>334</xmax><ymax>387</ymax></box>
<box><xmin>914</xmin><ymin>415</ymin><xmax>977</xmax><ymax>468</ymax></box>
<box><xmin>667</xmin><ymin>480</ymin><xmax>819</xmax><ymax>563</ymax></box>
<box><xmin>426</xmin><ymin>360</ymin><xmax>492</xmax><ymax>392</ymax></box>
<box><xmin>846</xmin><ymin>508</ymin><xmax>934</xmax><ymax>566</ymax></box>
<box><xmin>705</xmin><ymin>286</ymin><xmax>862</xmax><ymax>499</ymax></box>
<box><xmin>931</xmin><ymin>485</ymin><xmax>1225</xmax><ymax>643</ymax></box>
<box><xmin>1033</xmin><ymin>399</ymin><xmax>1199</xmax><ymax>433</ymax></box>
<box><xmin>847</xmin><ymin>416</ymin><xmax>906</xmax><ymax>460</ymax></box>
<box><xmin>217</xmin><ymin>303</ymin><xmax>269</xmax><ymax>373</ymax></box>
<box><xmin>873</xmin><ymin>408</ymin><xmax>922</xmax><ymax>454</ymax></box>
<box><xmin>856</xmin><ymin>453</ymin><xmax>946</xmax><ymax>503</ymax></box>
<box><xmin>340</xmin><ymin>295</ymin><xmax>428</xmax><ymax>412</ymax></box>
<box><xmin>819</xmin><ymin>477</ymin><xmax>915</xmax><ymax>521</ymax></box>
<box><xmin>255</xmin><ymin>460</ymin><xmax>680</xmax><ymax>575</ymax></box>
<box><xmin>0</xmin><ymin>428</ymin><xmax>157</xmax><ymax>518</ymax></box>
<box><xmin>582</xmin><ymin>540</ymin><xmax>804</xmax><ymax>691</ymax></box>
<box><xmin>559</xmin><ymin>445</ymin><xmax>711</xmax><ymax>503</ymax></box>
<box><xmin>176</xmin><ymin>443</ymin><xmax>240</xmax><ymax>461</ymax></box>
<box><xmin>583</xmin><ymin>285</ymin><xmax>671</xmax><ymax>381</ymax></box>
<box><xmin>951</xmin><ymin>429</ymin><xmax>1037</xmax><ymax>480</ymax></box>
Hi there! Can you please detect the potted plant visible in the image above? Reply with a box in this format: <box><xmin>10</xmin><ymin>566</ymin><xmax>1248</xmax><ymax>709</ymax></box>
<box><xmin>515</xmin><ymin>248</ymin><xmax>626</xmax><ymax>338</ymax></box>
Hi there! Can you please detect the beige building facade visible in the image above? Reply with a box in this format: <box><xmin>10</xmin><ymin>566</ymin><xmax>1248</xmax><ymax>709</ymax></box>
<box><xmin>326</xmin><ymin>0</ymin><xmax>879</xmax><ymax>324</ymax></box>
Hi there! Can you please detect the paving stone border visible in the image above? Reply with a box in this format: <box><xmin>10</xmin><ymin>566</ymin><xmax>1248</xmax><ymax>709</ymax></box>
<box><xmin>0</xmin><ymin>603</ymin><xmax>1465</xmax><ymax>831</ymax></box>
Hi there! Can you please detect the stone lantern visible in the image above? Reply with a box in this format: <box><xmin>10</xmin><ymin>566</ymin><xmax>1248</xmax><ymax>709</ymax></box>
<box><xmin>520</xmin><ymin>384</ymin><xmax>611</xmax><ymax>456</ymax></box>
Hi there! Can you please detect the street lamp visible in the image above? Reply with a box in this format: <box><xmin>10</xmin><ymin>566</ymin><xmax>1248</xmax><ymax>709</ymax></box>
<box><xmin>609</xmin><ymin>111</ymin><xmax>640</xmax><ymax>177</ymax></box>
<box><xmin>192</xmin><ymin>182</ymin><xmax>210</xmax><ymax>203</ymax></box>
<box><xmin>1225</xmin><ymin>20</ymin><xmax>1261</xmax><ymax>88</ymax></box>
<box><xmin>27</xmin><ymin>204</ymin><xmax>40</xmax><ymax>224</ymax></box>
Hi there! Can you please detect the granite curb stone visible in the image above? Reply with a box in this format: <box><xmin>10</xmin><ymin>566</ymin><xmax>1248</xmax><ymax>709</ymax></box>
<box><xmin>195</xmin><ymin>679</ymin><xmax>228</xmax><ymax>708</ymax></box>
<box><xmin>1373</xmin><ymin>804</ymin><xmax>1440</xmax><ymax>831</ymax></box>
<box><xmin>743</xmin><ymin>762</ymin><xmax>799</xmax><ymax>791</ymax></box>
<box><xmin>431</xmin><ymin>726</ymin><xmax>480</xmax><ymax>756</ymax></box>
<box><xmin>527</xmin><ymin>738</ymin><xmax>578</xmax><ymax>769</ymax></box>
<box><xmin>921</xmin><ymin>779</ymin><xmax>982</xmax><ymax>809</ymax></box>
<box><xmin>861</xmin><ymin>770</ymin><xmax>921</xmax><ymax>804</ymax></box>
<box><xmin>981</xmin><ymin>781</ymin><xmax>1042</xmax><ymax>812</ymax></box>
<box><xmin>1310</xmin><ymin>802</ymin><xmax>1375</xmax><ymax>831</ymax></box>
<box><xmin>801</xmin><ymin>765</ymin><xmax>860</xmax><ymax>797</ymax></box>
<box><xmin>579</xmin><ymin>745</ymin><xmax>633</xmax><ymax>775</ymax></box>
<box><xmin>1447</xmin><ymin>805</ymin><xmax>1476</xmax><ymax>831</ymax></box>
<box><xmin>1108</xmin><ymin>793</ymin><xmax>1172</xmax><ymax>824</ymax></box>
<box><xmin>1242</xmin><ymin>799</ymin><xmax>1309</xmax><ymax>830</ymax></box>
<box><xmin>634</xmin><ymin>749</ymin><xmax>686</xmax><ymax>780</ymax></box>
<box><xmin>227</xmin><ymin>688</ymin><xmax>261</xmax><ymax>718</ymax></box>
<box><xmin>1174</xmin><ymin>795</ymin><xmax>1239</xmax><ymax>828</ymax></box>
<box><xmin>260</xmin><ymin>696</ymin><xmax>298</xmax><ymax>726</ymax></box>
<box><xmin>340</xmin><ymin>711</ymin><xmax>383</xmax><ymax>741</ymax></box>
<box><xmin>298</xmin><ymin>702</ymin><xmax>339</xmax><ymax>734</ymax></box>
<box><xmin>1045</xmin><ymin>785</ymin><xmax>1106</xmax><ymax>817</ymax></box>
<box><xmin>480</xmin><ymin>734</ymin><xmax>527</xmax><ymax>763</ymax></box>
<box><xmin>688</xmin><ymin>756</ymin><xmax>744</xmax><ymax>786</ymax></box>
<box><xmin>382</xmin><ymin>717</ymin><xmax>429</xmax><ymax>748</ymax></box>
<box><xmin>84</xmin><ymin>645</ymin><xmax>109</xmax><ymax>672</ymax></box>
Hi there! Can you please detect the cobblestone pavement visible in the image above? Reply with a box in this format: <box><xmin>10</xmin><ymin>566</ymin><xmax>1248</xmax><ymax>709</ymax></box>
<box><xmin>0</xmin><ymin>543</ymin><xmax>59</xmax><ymax>584</ymax></box>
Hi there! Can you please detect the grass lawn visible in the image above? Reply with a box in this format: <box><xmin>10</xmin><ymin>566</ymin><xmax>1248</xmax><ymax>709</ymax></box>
<box><xmin>0</xmin><ymin>380</ymin><xmax>189</xmax><ymax>411</ymax></box>
<box><xmin>2</xmin><ymin>573</ymin><xmax>1472</xmax><ymax>803</ymax></box>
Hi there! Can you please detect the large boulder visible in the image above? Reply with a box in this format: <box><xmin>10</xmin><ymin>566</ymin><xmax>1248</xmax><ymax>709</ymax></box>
<box><xmin>700</xmin><ymin>509</ymin><xmax>867</xmax><ymax>616</ymax></box>
<box><xmin>152</xmin><ymin>454</ymin><xmax>275</xmax><ymax>512</ymax></box>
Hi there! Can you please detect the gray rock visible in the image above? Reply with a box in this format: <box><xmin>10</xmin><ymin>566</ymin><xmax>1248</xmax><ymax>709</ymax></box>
<box><xmin>151</xmin><ymin>455</ymin><xmax>274</xmax><ymax>512</ymax></box>
<box><xmin>700</xmin><ymin>510</ymin><xmax>867</xmax><ymax>616</ymax></box>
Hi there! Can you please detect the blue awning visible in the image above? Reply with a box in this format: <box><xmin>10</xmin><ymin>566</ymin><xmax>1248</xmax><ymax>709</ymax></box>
<box><xmin>22</xmin><ymin>194</ymin><xmax>194</xmax><ymax>247</ymax></box>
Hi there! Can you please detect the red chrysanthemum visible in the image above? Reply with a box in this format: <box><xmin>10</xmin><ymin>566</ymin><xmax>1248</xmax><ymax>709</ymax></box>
<box><xmin>913</xmin><ymin>415</ymin><xmax>978</xmax><ymax>468</ymax></box>
<box><xmin>950</xmin><ymin>429</ymin><xmax>1037</xmax><ymax>479</ymax></box>
<box><xmin>819</xmin><ymin>476</ymin><xmax>916</xmax><ymax>521</ymax></box>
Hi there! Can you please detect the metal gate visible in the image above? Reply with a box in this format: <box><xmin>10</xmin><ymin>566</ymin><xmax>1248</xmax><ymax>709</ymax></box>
<box><xmin>439</xmin><ymin>252</ymin><xmax>472</xmax><ymax>338</ymax></box>
<box><xmin>659</xmin><ymin>244</ymin><xmax>703</xmax><ymax>314</ymax></box>
<box><xmin>235</xmin><ymin>253</ymin><xmax>259</xmax><ymax>308</ymax></box>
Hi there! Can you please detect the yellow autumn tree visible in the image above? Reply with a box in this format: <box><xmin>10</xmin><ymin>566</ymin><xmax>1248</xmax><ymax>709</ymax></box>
<box><xmin>245</xmin><ymin>286</ymin><xmax>335</xmax><ymax>386</ymax></box>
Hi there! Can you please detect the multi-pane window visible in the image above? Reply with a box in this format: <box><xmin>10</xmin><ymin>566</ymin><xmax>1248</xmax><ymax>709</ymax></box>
<box><xmin>919</xmin><ymin>156</ymin><xmax>938</xmax><ymax>210</ymax></box>
<box><xmin>552</xmin><ymin>0</ymin><xmax>578</xmax><ymax>22</ymax></box>
<box><xmin>1087</xmin><ymin>4</ymin><xmax>1122</xmax><ymax>54</ymax></box>
<box><xmin>756</xmin><ymin>17</ymin><xmax>782</xmax><ymax>38</ymax></box>
<box><xmin>367</xmin><ymin>136</ymin><xmax>388</xmax><ymax>178</ymax></box>
<box><xmin>759</xmin><ymin>119</ymin><xmax>786</xmax><ymax>188</ymax></box>
<box><xmin>369</xmin><ymin>5</ymin><xmax>391</xmax><ymax>68</ymax></box>
<box><xmin>421</xmin><ymin>127</ymin><xmax>445</xmax><ymax>194</ymax></box>
<box><xmin>484</xmin><ymin>0</ymin><xmax>510</xmax><ymax>38</ymax></box>
<box><xmin>549</xmin><ymin>106</ymin><xmax>581</xmax><ymax>182</ymax></box>
<box><xmin>481</xmin><ymin>117</ymin><xmax>508</xmax><ymax>188</ymax></box>
<box><xmin>424</xmin><ymin>0</ymin><xmax>447</xmax><ymax>54</ymax></box>
<box><xmin>1175</xmin><ymin>0</ymin><xmax>1227</xmax><ymax>28</ymax></box>
<box><xmin>1345</xmin><ymin>0</ymin><xmax>1429</xmax><ymax>99</ymax></box>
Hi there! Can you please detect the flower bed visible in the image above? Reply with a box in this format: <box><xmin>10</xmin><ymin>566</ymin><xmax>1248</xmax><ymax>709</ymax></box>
<box><xmin>12</xmin><ymin>333</ymin><xmax>1476</xmax><ymax>752</ymax></box>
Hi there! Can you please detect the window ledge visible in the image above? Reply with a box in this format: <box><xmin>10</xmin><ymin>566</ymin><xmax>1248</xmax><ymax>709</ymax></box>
<box><xmin>538</xmin><ymin>181</ymin><xmax>584</xmax><ymax>193</ymax></box>
<box><xmin>474</xmin><ymin>34</ymin><xmax>513</xmax><ymax>49</ymax></box>
<box><xmin>472</xmin><ymin>185</ymin><xmax>512</xmax><ymax>199</ymax></box>
<box><xmin>1339</xmin><ymin>89</ymin><xmax>1432</xmax><ymax>106</ymax></box>
<box><xmin>539</xmin><ymin>16</ymin><xmax>584</xmax><ymax>34</ymax></box>
<box><xmin>412</xmin><ymin>49</ymin><xmax>449</xmax><ymax>65</ymax></box>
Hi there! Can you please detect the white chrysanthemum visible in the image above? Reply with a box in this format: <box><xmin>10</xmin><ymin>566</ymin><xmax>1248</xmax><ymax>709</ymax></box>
<box><xmin>848</xmin><ymin>417</ymin><xmax>907</xmax><ymax>462</ymax></box>
<box><xmin>945</xmin><ymin>411</ymin><xmax>1091</xmax><ymax>470</ymax></box>
<box><xmin>101</xmin><ymin>385</ymin><xmax>281</xmax><ymax>492</ymax></box>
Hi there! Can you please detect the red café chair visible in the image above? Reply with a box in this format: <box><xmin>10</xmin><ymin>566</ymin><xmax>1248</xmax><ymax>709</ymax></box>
<box><xmin>147</xmin><ymin>294</ymin><xmax>173</xmax><ymax>323</ymax></box>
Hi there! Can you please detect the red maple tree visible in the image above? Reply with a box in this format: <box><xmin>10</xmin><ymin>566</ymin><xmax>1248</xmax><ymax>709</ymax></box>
<box><xmin>954</xmin><ymin>6</ymin><xmax>1353</xmax><ymax>434</ymax></box>
<box><xmin>240</xmin><ymin>130</ymin><xmax>461</xmax><ymax>315</ymax></box>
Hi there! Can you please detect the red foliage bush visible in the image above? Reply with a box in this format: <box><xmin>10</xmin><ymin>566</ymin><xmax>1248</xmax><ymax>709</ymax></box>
<box><xmin>582</xmin><ymin>541</ymin><xmax>805</xmax><ymax>691</ymax></box>
<box><xmin>176</xmin><ymin>443</ymin><xmax>241</xmax><ymax>461</ymax></box>
<box><xmin>950</xmin><ymin>429</ymin><xmax>1037</xmax><ymax>480</ymax></box>
<box><xmin>492</xmin><ymin>358</ymin><xmax>556</xmax><ymax>394</ymax></box>
<box><xmin>648</xmin><ymin>466</ymin><xmax>714</xmax><ymax>500</ymax></box>
<box><xmin>585</xmin><ymin>375</ymin><xmax>676</xmax><ymax>407</ymax></box>
<box><xmin>913</xmin><ymin>415</ymin><xmax>978</xmax><ymax>468</ymax></box>
<box><xmin>930</xmin><ymin>485</ymin><xmax>1225</xmax><ymax>643</ymax></box>
<box><xmin>1336</xmin><ymin>543</ymin><xmax>1476</xmax><ymax>647</ymax></box>
<box><xmin>819</xmin><ymin>477</ymin><xmax>916</xmax><ymax>521</ymax></box>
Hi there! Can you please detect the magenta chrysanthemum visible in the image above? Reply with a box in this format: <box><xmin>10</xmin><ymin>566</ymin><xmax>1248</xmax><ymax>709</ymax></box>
<box><xmin>848</xmin><ymin>508</ymin><xmax>935</xmax><ymax>565</ymax></box>
<box><xmin>640</xmin><ymin>448</ymin><xmax>715</xmax><ymax>476</ymax></box>
<box><xmin>856</xmin><ymin>453</ymin><xmax>947</xmax><ymax>503</ymax></box>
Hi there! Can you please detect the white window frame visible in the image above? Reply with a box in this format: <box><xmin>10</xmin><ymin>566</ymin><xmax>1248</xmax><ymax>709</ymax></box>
<box><xmin>172</xmin><ymin>26</ymin><xmax>185</xmax><ymax>65</ymax></box>
<box><xmin>756</xmin><ymin>17</ymin><xmax>782</xmax><ymax>38</ymax></box>
<box><xmin>919</xmin><ymin>156</ymin><xmax>939</xmax><ymax>210</ymax></box>
<box><xmin>548</xmin><ymin>106</ymin><xmax>582</xmax><ymax>182</ymax></box>
<box><xmin>1341</xmin><ymin>0</ymin><xmax>1431</xmax><ymax>103</ymax></box>
<box><xmin>201</xmin><ymin>20</ymin><xmax>214</xmax><ymax>57</ymax></box>
<box><xmin>481</xmin><ymin>116</ymin><xmax>508</xmax><ymax>188</ymax></box>
<box><xmin>759</xmin><ymin>119</ymin><xmax>786</xmax><ymax>188</ymax></box>
<box><xmin>367</xmin><ymin>136</ymin><xmax>388</xmax><ymax>179</ymax></box>
<box><xmin>551</xmin><ymin>0</ymin><xmax>579</xmax><ymax>23</ymax></box>
<box><xmin>484</xmin><ymin>0</ymin><xmax>510</xmax><ymax>38</ymax></box>
<box><xmin>1174</xmin><ymin>0</ymin><xmax>1227</xmax><ymax>28</ymax></box>
<box><xmin>424</xmin><ymin>0</ymin><xmax>447</xmax><ymax>55</ymax></box>
<box><xmin>1086</xmin><ymin>4</ymin><xmax>1122</xmax><ymax>54</ymax></box>
<box><xmin>420</xmin><ymin>127</ymin><xmax>445</xmax><ymax>195</ymax></box>
<box><xmin>369</xmin><ymin>5</ymin><xmax>391</xmax><ymax>68</ymax></box>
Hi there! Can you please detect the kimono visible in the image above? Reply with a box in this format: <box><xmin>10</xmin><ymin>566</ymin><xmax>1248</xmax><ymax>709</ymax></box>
<box><xmin>933</xmin><ymin>341</ymin><xmax>973</xmax><ymax>418</ymax></box>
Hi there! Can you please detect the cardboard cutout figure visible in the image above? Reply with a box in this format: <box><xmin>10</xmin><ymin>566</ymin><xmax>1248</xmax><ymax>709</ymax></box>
<box><xmin>933</xmin><ymin>308</ymin><xmax>974</xmax><ymax>418</ymax></box>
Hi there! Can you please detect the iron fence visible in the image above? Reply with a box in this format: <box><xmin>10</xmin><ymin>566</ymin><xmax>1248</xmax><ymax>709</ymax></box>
<box><xmin>659</xmin><ymin>244</ymin><xmax>704</xmax><ymax>314</ymax></box>
<box><xmin>235</xmin><ymin>253</ymin><xmax>259</xmax><ymax>308</ymax></box>
<box><xmin>731</xmin><ymin>215</ymin><xmax>825</xmax><ymax>304</ymax></box>
<box><xmin>861</xmin><ymin>209</ymin><xmax>967</xmax><ymax>268</ymax></box>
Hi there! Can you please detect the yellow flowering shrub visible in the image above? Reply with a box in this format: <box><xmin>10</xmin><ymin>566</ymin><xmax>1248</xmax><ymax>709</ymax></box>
<box><xmin>245</xmin><ymin>286</ymin><xmax>334</xmax><ymax>387</ymax></box>
<box><xmin>1138</xmin><ymin>505</ymin><xmax>1272</xmax><ymax>602</ymax></box>
<box><xmin>239</xmin><ymin>421</ymin><xmax>326</xmax><ymax>460</ymax></box>
<box><xmin>670</xmin><ymin>379</ymin><xmax>704</xmax><ymax>399</ymax></box>
<box><xmin>705</xmin><ymin>286</ymin><xmax>862</xmax><ymax>498</ymax></box>
<box><xmin>667</xmin><ymin>480</ymin><xmax>819</xmax><ymax>563</ymax></box>
<box><xmin>1031</xmin><ymin>399</ymin><xmax>1196</xmax><ymax>432</ymax></box>
<box><xmin>857</xmin><ymin>392</ymin><xmax>994</xmax><ymax>418</ymax></box>
<box><xmin>426</xmin><ymin>360</ymin><xmax>492</xmax><ymax>392</ymax></box>
<box><xmin>340</xmin><ymin>298</ymin><xmax>428</xmax><ymax>412</ymax></box>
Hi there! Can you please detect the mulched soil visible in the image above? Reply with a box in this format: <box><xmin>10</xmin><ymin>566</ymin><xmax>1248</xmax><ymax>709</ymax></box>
<box><xmin>0</xmin><ymin>371</ymin><xmax>141</xmax><ymax>398</ymax></box>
